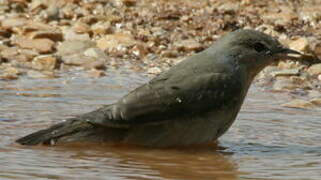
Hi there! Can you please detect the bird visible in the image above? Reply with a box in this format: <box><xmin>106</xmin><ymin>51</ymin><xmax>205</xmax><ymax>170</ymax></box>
<box><xmin>16</xmin><ymin>29</ymin><xmax>302</xmax><ymax>147</ymax></box>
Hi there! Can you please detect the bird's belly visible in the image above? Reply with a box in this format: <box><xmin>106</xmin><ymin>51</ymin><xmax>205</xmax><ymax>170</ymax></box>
<box><xmin>124</xmin><ymin>109</ymin><xmax>238</xmax><ymax>147</ymax></box>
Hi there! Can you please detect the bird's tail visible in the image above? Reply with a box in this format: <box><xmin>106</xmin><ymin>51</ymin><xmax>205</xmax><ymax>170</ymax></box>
<box><xmin>16</xmin><ymin>118</ymin><xmax>94</xmax><ymax>145</ymax></box>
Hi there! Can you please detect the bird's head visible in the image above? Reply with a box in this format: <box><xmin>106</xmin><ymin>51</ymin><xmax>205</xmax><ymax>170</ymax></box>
<box><xmin>220</xmin><ymin>29</ymin><xmax>301</xmax><ymax>78</ymax></box>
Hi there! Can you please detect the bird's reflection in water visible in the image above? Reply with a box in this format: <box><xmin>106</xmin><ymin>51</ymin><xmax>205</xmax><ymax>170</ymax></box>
<box><xmin>21</xmin><ymin>142</ymin><xmax>240</xmax><ymax>180</ymax></box>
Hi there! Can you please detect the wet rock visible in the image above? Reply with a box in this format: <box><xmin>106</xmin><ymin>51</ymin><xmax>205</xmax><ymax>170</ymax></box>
<box><xmin>271</xmin><ymin>68</ymin><xmax>300</xmax><ymax>77</ymax></box>
<box><xmin>32</xmin><ymin>55</ymin><xmax>58</xmax><ymax>71</ymax></box>
<box><xmin>281</xmin><ymin>99</ymin><xmax>314</xmax><ymax>109</ymax></box>
<box><xmin>57</xmin><ymin>40</ymin><xmax>95</xmax><ymax>56</ymax></box>
<box><xmin>96</xmin><ymin>33</ymin><xmax>136</xmax><ymax>50</ymax></box>
<box><xmin>12</xmin><ymin>37</ymin><xmax>55</xmax><ymax>54</ymax></box>
<box><xmin>289</xmin><ymin>37</ymin><xmax>310</xmax><ymax>53</ymax></box>
<box><xmin>63</xmin><ymin>28</ymin><xmax>90</xmax><ymax>41</ymax></box>
<box><xmin>307</xmin><ymin>63</ymin><xmax>321</xmax><ymax>76</ymax></box>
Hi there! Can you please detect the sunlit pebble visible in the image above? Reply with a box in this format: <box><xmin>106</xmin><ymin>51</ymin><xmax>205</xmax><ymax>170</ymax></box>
<box><xmin>318</xmin><ymin>74</ymin><xmax>321</xmax><ymax>81</ymax></box>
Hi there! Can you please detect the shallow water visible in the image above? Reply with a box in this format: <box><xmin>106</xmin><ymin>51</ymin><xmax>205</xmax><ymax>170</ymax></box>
<box><xmin>0</xmin><ymin>69</ymin><xmax>320</xmax><ymax>180</ymax></box>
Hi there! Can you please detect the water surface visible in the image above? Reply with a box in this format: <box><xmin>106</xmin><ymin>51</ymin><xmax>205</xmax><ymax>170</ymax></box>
<box><xmin>0</xmin><ymin>69</ymin><xmax>320</xmax><ymax>180</ymax></box>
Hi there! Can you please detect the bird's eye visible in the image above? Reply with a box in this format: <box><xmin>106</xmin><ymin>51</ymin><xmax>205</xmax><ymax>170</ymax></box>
<box><xmin>253</xmin><ymin>42</ymin><xmax>267</xmax><ymax>52</ymax></box>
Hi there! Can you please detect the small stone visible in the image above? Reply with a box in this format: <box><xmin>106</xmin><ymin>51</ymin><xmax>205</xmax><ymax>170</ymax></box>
<box><xmin>174</xmin><ymin>39</ymin><xmax>203</xmax><ymax>52</ymax></box>
<box><xmin>61</xmin><ymin>54</ymin><xmax>95</xmax><ymax>66</ymax></box>
<box><xmin>63</xmin><ymin>28</ymin><xmax>90</xmax><ymax>41</ymax></box>
<box><xmin>5</xmin><ymin>66</ymin><xmax>20</xmax><ymax>75</ymax></box>
<box><xmin>96</xmin><ymin>33</ymin><xmax>136</xmax><ymax>50</ymax></box>
<box><xmin>87</xmin><ymin>69</ymin><xmax>106</xmax><ymax>78</ymax></box>
<box><xmin>29</xmin><ymin>30</ymin><xmax>63</xmax><ymax>41</ymax></box>
<box><xmin>147</xmin><ymin>67</ymin><xmax>162</xmax><ymax>74</ymax></box>
<box><xmin>218</xmin><ymin>2</ymin><xmax>239</xmax><ymax>13</ymax></box>
<box><xmin>281</xmin><ymin>99</ymin><xmax>314</xmax><ymax>109</ymax></box>
<box><xmin>84</xmin><ymin>48</ymin><xmax>108</xmax><ymax>60</ymax></box>
<box><xmin>13</xmin><ymin>37</ymin><xmax>55</xmax><ymax>54</ymax></box>
<box><xmin>84</xmin><ymin>60</ymin><xmax>106</xmax><ymax>70</ymax></box>
<box><xmin>32</xmin><ymin>55</ymin><xmax>58</xmax><ymax>71</ymax></box>
<box><xmin>131</xmin><ymin>44</ymin><xmax>148</xmax><ymax>58</ymax></box>
<box><xmin>0</xmin><ymin>73</ymin><xmax>19</xmax><ymax>80</ymax></box>
<box><xmin>60</xmin><ymin>54</ymin><xmax>105</xmax><ymax>70</ymax></box>
<box><xmin>1</xmin><ymin>17</ymin><xmax>27</xmax><ymax>29</ymax></box>
<box><xmin>161</xmin><ymin>50</ymin><xmax>179</xmax><ymax>58</ymax></box>
<box><xmin>91</xmin><ymin>21</ymin><xmax>112</xmax><ymax>35</ymax></box>
<box><xmin>307</xmin><ymin>63</ymin><xmax>321</xmax><ymax>76</ymax></box>
<box><xmin>289</xmin><ymin>37</ymin><xmax>310</xmax><ymax>53</ymax></box>
<box><xmin>22</xmin><ymin>21</ymin><xmax>53</xmax><ymax>33</ymax></box>
<box><xmin>57</xmin><ymin>40</ymin><xmax>95</xmax><ymax>56</ymax></box>
<box><xmin>278</xmin><ymin>61</ymin><xmax>303</xmax><ymax>70</ymax></box>
<box><xmin>0</xmin><ymin>47</ymin><xmax>19</xmax><ymax>60</ymax></box>
<box><xmin>73</xmin><ymin>22</ymin><xmax>90</xmax><ymax>34</ymax></box>
<box><xmin>310</xmin><ymin>98</ymin><xmax>321</xmax><ymax>106</ymax></box>
<box><xmin>0</xmin><ymin>66</ymin><xmax>20</xmax><ymax>80</ymax></box>
<box><xmin>45</xmin><ymin>5</ymin><xmax>60</xmax><ymax>21</ymax></box>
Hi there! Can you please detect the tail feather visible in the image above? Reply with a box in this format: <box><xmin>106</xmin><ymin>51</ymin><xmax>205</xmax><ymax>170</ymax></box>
<box><xmin>16</xmin><ymin>118</ymin><xmax>94</xmax><ymax>145</ymax></box>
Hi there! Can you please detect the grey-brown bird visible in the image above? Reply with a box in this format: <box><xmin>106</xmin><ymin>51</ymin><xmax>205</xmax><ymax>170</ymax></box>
<box><xmin>16</xmin><ymin>29</ymin><xmax>302</xmax><ymax>147</ymax></box>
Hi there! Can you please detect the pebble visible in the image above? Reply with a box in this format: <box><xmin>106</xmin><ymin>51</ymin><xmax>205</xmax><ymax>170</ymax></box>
<box><xmin>12</xmin><ymin>37</ymin><xmax>55</xmax><ymax>54</ymax></box>
<box><xmin>29</xmin><ymin>30</ymin><xmax>63</xmax><ymax>42</ymax></box>
<box><xmin>57</xmin><ymin>40</ymin><xmax>95</xmax><ymax>56</ymax></box>
<box><xmin>96</xmin><ymin>33</ymin><xmax>136</xmax><ymax>50</ymax></box>
<box><xmin>307</xmin><ymin>63</ymin><xmax>321</xmax><ymax>76</ymax></box>
<box><xmin>32</xmin><ymin>55</ymin><xmax>58</xmax><ymax>71</ymax></box>
<box><xmin>147</xmin><ymin>67</ymin><xmax>162</xmax><ymax>74</ymax></box>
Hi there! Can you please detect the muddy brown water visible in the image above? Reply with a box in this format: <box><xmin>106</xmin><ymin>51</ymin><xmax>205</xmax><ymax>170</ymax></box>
<box><xmin>0</xmin><ymin>69</ymin><xmax>320</xmax><ymax>180</ymax></box>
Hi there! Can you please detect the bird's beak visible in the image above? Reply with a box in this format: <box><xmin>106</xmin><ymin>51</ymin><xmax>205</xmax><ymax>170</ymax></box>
<box><xmin>275</xmin><ymin>47</ymin><xmax>301</xmax><ymax>55</ymax></box>
<box><xmin>273</xmin><ymin>47</ymin><xmax>302</xmax><ymax>60</ymax></box>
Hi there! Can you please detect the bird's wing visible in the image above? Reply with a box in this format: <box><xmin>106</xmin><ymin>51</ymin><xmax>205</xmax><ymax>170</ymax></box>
<box><xmin>80</xmin><ymin>68</ymin><xmax>242</xmax><ymax>128</ymax></box>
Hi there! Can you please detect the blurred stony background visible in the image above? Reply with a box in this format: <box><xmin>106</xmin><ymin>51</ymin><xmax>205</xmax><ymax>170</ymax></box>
<box><xmin>0</xmin><ymin>0</ymin><xmax>321</xmax><ymax>108</ymax></box>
